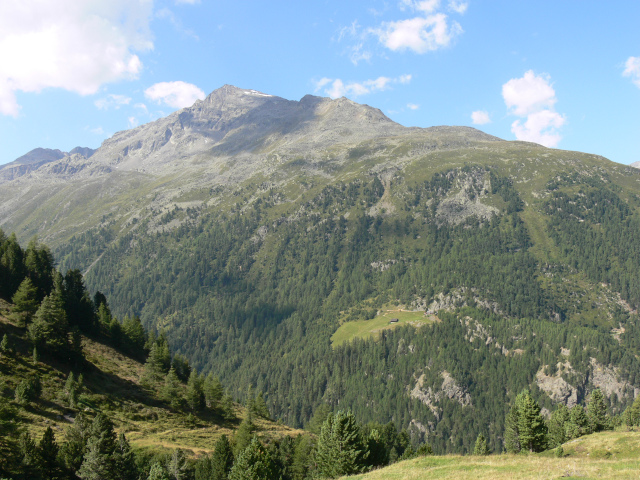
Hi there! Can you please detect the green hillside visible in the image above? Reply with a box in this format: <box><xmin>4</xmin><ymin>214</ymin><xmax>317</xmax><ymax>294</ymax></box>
<box><xmin>345</xmin><ymin>430</ymin><xmax>640</xmax><ymax>480</ymax></box>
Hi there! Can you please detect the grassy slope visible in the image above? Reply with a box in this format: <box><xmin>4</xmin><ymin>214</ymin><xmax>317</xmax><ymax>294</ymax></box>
<box><xmin>0</xmin><ymin>299</ymin><xmax>302</xmax><ymax>456</ymax></box>
<box><xmin>345</xmin><ymin>431</ymin><xmax>640</xmax><ymax>480</ymax></box>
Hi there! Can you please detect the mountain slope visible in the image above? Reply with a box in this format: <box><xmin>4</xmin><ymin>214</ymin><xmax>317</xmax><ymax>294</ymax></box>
<box><xmin>2</xmin><ymin>85</ymin><xmax>640</xmax><ymax>453</ymax></box>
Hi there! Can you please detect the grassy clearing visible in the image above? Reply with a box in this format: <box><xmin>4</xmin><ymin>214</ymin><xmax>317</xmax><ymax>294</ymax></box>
<box><xmin>345</xmin><ymin>431</ymin><xmax>640</xmax><ymax>480</ymax></box>
<box><xmin>331</xmin><ymin>308</ymin><xmax>434</xmax><ymax>347</ymax></box>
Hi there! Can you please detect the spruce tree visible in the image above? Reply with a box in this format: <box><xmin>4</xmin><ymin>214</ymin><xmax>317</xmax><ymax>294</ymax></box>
<box><xmin>316</xmin><ymin>410</ymin><xmax>369</xmax><ymax>478</ymax></box>
<box><xmin>28</xmin><ymin>289</ymin><xmax>69</xmax><ymax>354</ymax></box>
<box><xmin>625</xmin><ymin>396</ymin><xmax>640</xmax><ymax>427</ymax></box>
<box><xmin>147</xmin><ymin>462</ymin><xmax>171</xmax><ymax>480</ymax></box>
<box><xmin>253</xmin><ymin>392</ymin><xmax>270</xmax><ymax>420</ymax></box>
<box><xmin>517</xmin><ymin>391</ymin><xmax>547</xmax><ymax>453</ymax></box>
<box><xmin>77</xmin><ymin>413</ymin><xmax>118</xmax><ymax>480</ymax></box>
<box><xmin>113</xmin><ymin>433</ymin><xmax>139</xmax><ymax>480</ymax></box>
<box><xmin>166</xmin><ymin>449</ymin><xmax>189</xmax><ymax>480</ymax></box>
<box><xmin>0</xmin><ymin>334</ymin><xmax>10</xmax><ymax>355</ymax></box>
<box><xmin>228</xmin><ymin>437</ymin><xmax>275</xmax><ymax>480</ymax></box>
<box><xmin>18</xmin><ymin>431</ymin><xmax>41</xmax><ymax>479</ymax></box>
<box><xmin>11</xmin><ymin>277</ymin><xmax>39</xmax><ymax>326</ymax></box>
<box><xmin>234</xmin><ymin>412</ymin><xmax>255</xmax><ymax>456</ymax></box>
<box><xmin>291</xmin><ymin>435</ymin><xmax>314</xmax><ymax>480</ymax></box>
<box><xmin>504</xmin><ymin>398</ymin><xmax>521</xmax><ymax>453</ymax></box>
<box><xmin>210</xmin><ymin>434</ymin><xmax>234</xmax><ymax>480</ymax></box>
<box><xmin>186</xmin><ymin>370</ymin><xmax>205</xmax><ymax>411</ymax></box>
<box><xmin>162</xmin><ymin>367</ymin><xmax>184</xmax><ymax>409</ymax></box>
<box><xmin>473</xmin><ymin>433</ymin><xmax>489</xmax><ymax>455</ymax></box>
<box><xmin>204</xmin><ymin>374</ymin><xmax>224</xmax><ymax>409</ymax></box>
<box><xmin>566</xmin><ymin>405</ymin><xmax>590</xmax><ymax>440</ymax></box>
<box><xmin>220</xmin><ymin>391</ymin><xmax>236</xmax><ymax>421</ymax></box>
<box><xmin>59</xmin><ymin>413</ymin><xmax>92</xmax><ymax>471</ymax></box>
<box><xmin>586</xmin><ymin>388</ymin><xmax>608</xmax><ymax>433</ymax></box>
<box><xmin>548</xmin><ymin>404</ymin><xmax>570</xmax><ymax>448</ymax></box>
<box><xmin>39</xmin><ymin>426</ymin><xmax>60</xmax><ymax>480</ymax></box>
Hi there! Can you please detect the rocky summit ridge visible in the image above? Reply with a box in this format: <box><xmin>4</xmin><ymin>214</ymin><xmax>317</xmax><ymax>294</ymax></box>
<box><xmin>0</xmin><ymin>85</ymin><xmax>507</xmax><ymax>244</ymax></box>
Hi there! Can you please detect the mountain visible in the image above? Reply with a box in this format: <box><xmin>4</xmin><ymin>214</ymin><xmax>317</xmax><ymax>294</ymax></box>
<box><xmin>0</xmin><ymin>146</ymin><xmax>95</xmax><ymax>183</ymax></box>
<box><xmin>2</xmin><ymin>85</ymin><xmax>640</xmax><ymax>453</ymax></box>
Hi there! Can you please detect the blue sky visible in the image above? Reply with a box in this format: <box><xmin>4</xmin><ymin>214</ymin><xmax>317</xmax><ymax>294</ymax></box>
<box><xmin>1</xmin><ymin>0</ymin><xmax>639</xmax><ymax>165</ymax></box>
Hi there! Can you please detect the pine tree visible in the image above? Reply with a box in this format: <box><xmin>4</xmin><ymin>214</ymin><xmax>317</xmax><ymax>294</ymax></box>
<box><xmin>11</xmin><ymin>277</ymin><xmax>39</xmax><ymax>326</ymax></box>
<box><xmin>566</xmin><ymin>405</ymin><xmax>589</xmax><ymax>440</ymax></box>
<box><xmin>0</xmin><ymin>334</ymin><xmax>10</xmax><ymax>355</ymax></box>
<box><xmin>77</xmin><ymin>413</ymin><xmax>118</xmax><ymax>480</ymax></box>
<box><xmin>39</xmin><ymin>426</ymin><xmax>60</xmax><ymax>480</ymax></box>
<box><xmin>228</xmin><ymin>437</ymin><xmax>275</xmax><ymax>480</ymax></box>
<box><xmin>166</xmin><ymin>449</ymin><xmax>189</xmax><ymax>480</ymax></box>
<box><xmin>291</xmin><ymin>435</ymin><xmax>314</xmax><ymax>480</ymax></box>
<box><xmin>113</xmin><ymin>433</ymin><xmax>139</xmax><ymax>480</ymax></box>
<box><xmin>234</xmin><ymin>412</ymin><xmax>255</xmax><ymax>456</ymax></box>
<box><xmin>0</xmin><ymin>232</ymin><xmax>25</xmax><ymax>300</ymax></box>
<box><xmin>625</xmin><ymin>396</ymin><xmax>640</xmax><ymax>427</ymax></box>
<box><xmin>504</xmin><ymin>398</ymin><xmax>521</xmax><ymax>453</ymax></box>
<box><xmin>186</xmin><ymin>370</ymin><xmax>205</xmax><ymax>411</ymax></box>
<box><xmin>308</xmin><ymin>403</ymin><xmax>332</xmax><ymax>435</ymax></box>
<box><xmin>220</xmin><ymin>391</ymin><xmax>236</xmax><ymax>421</ymax></box>
<box><xmin>253</xmin><ymin>392</ymin><xmax>270</xmax><ymax>419</ymax></box>
<box><xmin>194</xmin><ymin>455</ymin><xmax>213</xmax><ymax>480</ymax></box>
<box><xmin>15</xmin><ymin>377</ymin><xmax>40</xmax><ymax>406</ymax></box>
<box><xmin>204</xmin><ymin>374</ymin><xmax>224</xmax><ymax>409</ymax></box>
<box><xmin>316</xmin><ymin>410</ymin><xmax>369</xmax><ymax>478</ymax></box>
<box><xmin>517</xmin><ymin>391</ymin><xmax>547</xmax><ymax>453</ymax></box>
<box><xmin>548</xmin><ymin>404</ymin><xmax>570</xmax><ymax>448</ymax></box>
<box><xmin>121</xmin><ymin>315</ymin><xmax>147</xmax><ymax>355</ymax></box>
<box><xmin>162</xmin><ymin>367</ymin><xmax>184</xmax><ymax>409</ymax></box>
<box><xmin>586</xmin><ymin>388</ymin><xmax>609</xmax><ymax>433</ymax></box>
<box><xmin>28</xmin><ymin>289</ymin><xmax>69</xmax><ymax>354</ymax></box>
<box><xmin>147</xmin><ymin>462</ymin><xmax>171</xmax><ymax>480</ymax></box>
<box><xmin>210</xmin><ymin>434</ymin><xmax>234</xmax><ymax>480</ymax></box>
<box><xmin>59</xmin><ymin>413</ymin><xmax>92</xmax><ymax>471</ymax></box>
<box><xmin>18</xmin><ymin>431</ymin><xmax>41</xmax><ymax>479</ymax></box>
<box><xmin>473</xmin><ymin>433</ymin><xmax>489</xmax><ymax>455</ymax></box>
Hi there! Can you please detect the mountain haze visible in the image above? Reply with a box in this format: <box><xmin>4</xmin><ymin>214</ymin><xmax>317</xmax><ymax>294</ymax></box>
<box><xmin>2</xmin><ymin>85</ymin><xmax>640</xmax><ymax>453</ymax></box>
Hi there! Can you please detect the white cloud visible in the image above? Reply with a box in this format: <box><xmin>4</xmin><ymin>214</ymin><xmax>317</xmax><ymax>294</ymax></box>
<box><xmin>511</xmin><ymin>110</ymin><xmax>565</xmax><ymax>148</ymax></box>
<box><xmin>144</xmin><ymin>81</ymin><xmax>205</xmax><ymax>108</ymax></box>
<box><xmin>623</xmin><ymin>56</ymin><xmax>640</xmax><ymax>88</ymax></box>
<box><xmin>471</xmin><ymin>110</ymin><xmax>490</xmax><ymax>125</ymax></box>
<box><xmin>448</xmin><ymin>1</ymin><xmax>468</xmax><ymax>14</ymax></box>
<box><xmin>94</xmin><ymin>94</ymin><xmax>132</xmax><ymax>110</ymax></box>
<box><xmin>502</xmin><ymin>70</ymin><xmax>566</xmax><ymax>147</ymax></box>
<box><xmin>128</xmin><ymin>116</ymin><xmax>139</xmax><ymax>128</ymax></box>
<box><xmin>0</xmin><ymin>0</ymin><xmax>153</xmax><ymax>117</ymax></box>
<box><xmin>373</xmin><ymin>13</ymin><xmax>462</xmax><ymax>54</ymax></box>
<box><xmin>175</xmin><ymin>0</ymin><xmax>200</xmax><ymax>4</ymax></box>
<box><xmin>407</xmin><ymin>103</ymin><xmax>420</xmax><ymax>110</ymax></box>
<box><xmin>315</xmin><ymin>75</ymin><xmax>412</xmax><ymax>99</ymax></box>
<box><xmin>502</xmin><ymin>70</ymin><xmax>557</xmax><ymax>116</ymax></box>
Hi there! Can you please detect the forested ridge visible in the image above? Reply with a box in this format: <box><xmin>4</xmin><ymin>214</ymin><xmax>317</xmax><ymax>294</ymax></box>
<box><xmin>39</xmin><ymin>161</ymin><xmax>640</xmax><ymax>455</ymax></box>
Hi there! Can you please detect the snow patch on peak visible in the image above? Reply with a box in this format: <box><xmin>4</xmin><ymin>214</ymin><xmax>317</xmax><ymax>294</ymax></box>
<box><xmin>243</xmin><ymin>89</ymin><xmax>272</xmax><ymax>97</ymax></box>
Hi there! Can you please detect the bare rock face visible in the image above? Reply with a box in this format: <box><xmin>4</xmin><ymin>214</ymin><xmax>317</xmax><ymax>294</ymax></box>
<box><xmin>589</xmin><ymin>358</ymin><xmax>640</xmax><ymax>399</ymax></box>
<box><xmin>409</xmin><ymin>370</ymin><xmax>472</xmax><ymax>419</ymax></box>
<box><xmin>535</xmin><ymin>367</ymin><xmax>579</xmax><ymax>407</ymax></box>
<box><xmin>435</xmin><ymin>169</ymin><xmax>498</xmax><ymax>226</ymax></box>
<box><xmin>0</xmin><ymin>148</ymin><xmax>65</xmax><ymax>182</ymax></box>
